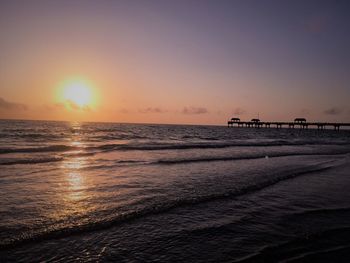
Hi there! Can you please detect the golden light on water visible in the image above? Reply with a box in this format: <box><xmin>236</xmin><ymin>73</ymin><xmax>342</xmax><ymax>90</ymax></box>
<box><xmin>58</xmin><ymin>122</ymin><xmax>90</xmax><ymax>213</ymax></box>
<box><xmin>63</xmin><ymin>123</ymin><xmax>87</xmax><ymax>202</ymax></box>
<box><xmin>64</xmin><ymin>159</ymin><xmax>86</xmax><ymax>201</ymax></box>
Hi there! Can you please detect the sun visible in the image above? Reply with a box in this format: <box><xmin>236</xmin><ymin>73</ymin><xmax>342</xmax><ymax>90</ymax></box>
<box><xmin>63</xmin><ymin>81</ymin><xmax>92</xmax><ymax>107</ymax></box>
<box><xmin>58</xmin><ymin>79</ymin><xmax>97</xmax><ymax>109</ymax></box>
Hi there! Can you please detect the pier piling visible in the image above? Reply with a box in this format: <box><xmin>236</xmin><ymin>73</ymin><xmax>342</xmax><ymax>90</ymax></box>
<box><xmin>227</xmin><ymin>118</ymin><xmax>349</xmax><ymax>131</ymax></box>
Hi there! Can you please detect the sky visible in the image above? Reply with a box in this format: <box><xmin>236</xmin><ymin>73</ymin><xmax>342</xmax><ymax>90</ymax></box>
<box><xmin>0</xmin><ymin>0</ymin><xmax>349</xmax><ymax>124</ymax></box>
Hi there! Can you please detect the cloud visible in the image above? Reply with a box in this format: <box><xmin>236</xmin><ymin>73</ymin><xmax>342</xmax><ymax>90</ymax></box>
<box><xmin>0</xmin><ymin>97</ymin><xmax>27</xmax><ymax>111</ymax></box>
<box><xmin>233</xmin><ymin>107</ymin><xmax>246</xmax><ymax>116</ymax></box>
<box><xmin>55</xmin><ymin>103</ymin><xmax>65</xmax><ymax>109</ymax></box>
<box><xmin>67</xmin><ymin>100</ymin><xmax>80</xmax><ymax>110</ymax></box>
<box><xmin>81</xmin><ymin>105</ymin><xmax>91</xmax><ymax>112</ymax></box>
<box><xmin>182</xmin><ymin>107</ymin><xmax>208</xmax><ymax>115</ymax></box>
<box><xmin>41</xmin><ymin>103</ymin><xmax>65</xmax><ymax>111</ymax></box>
<box><xmin>300</xmin><ymin>108</ymin><xmax>310</xmax><ymax>115</ymax></box>
<box><xmin>324</xmin><ymin>107</ymin><xmax>343</xmax><ymax>115</ymax></box>
<box><xmin>138</xmin><ymin>107</ymin><xmax>167</xmax><ymax>113</ymax></box>
<box><xmin>64</xmin><ymin>100</ymin><xmax>90</xmax><ymax>111</ymax></box>
<box><xmin>119</xmin><ymin>108</ymin><xmax>131</xmax><ymax>114</ymax></box>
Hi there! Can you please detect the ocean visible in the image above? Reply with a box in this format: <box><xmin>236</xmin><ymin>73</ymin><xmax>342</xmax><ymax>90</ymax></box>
<box><xmin>1</xmin><ymin>119</ymin><xmax>350</xmax><ymax>262</ymax></box>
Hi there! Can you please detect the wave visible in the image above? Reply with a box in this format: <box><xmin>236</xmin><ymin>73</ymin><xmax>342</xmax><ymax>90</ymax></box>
<box><xmin>288</xmin><ymin>245</ymin><xmax>350</xmax><ymax>263</ymax></box>
<box><xmin>236</xmin><ymin>226</ymin><xmax>350</xmax><ymax>262</ymax></box>
<box><xmin>289</xmin><ymin>207</ymin><xmax>350</xmax><ymax>217</ymax></box>
<box><xmin>98</xmin><ymin>141</ymin><xmax>350</xmax><ymax>153</ymax></box>
<box><xmin>156</xmin><ymin>152</ymin><xmax>347</xmax><ymax>165</ymax></box>
<box><xmin>0</xmin><ymin>145</ymin><xmax>77</xmax><ymax>154</ymax></box>
<box><xmin>91</xmin><ymin>134</ymin><xmax>150</xmax><ymax>141</ymax></box>
<box><xmin>0</xmin><ymin>157</ymin><xmax>63</xmax><ymax>166</ymax></box>
<box><xmin>1</xmin><ymin>139</ymin><xmax>350</xmax><ymax>155</ymax></box>
<box><xmin>1</xmin><ymin>147</ymin><xmax>346</xmax><ymax>167</ymax></box>
<box><xmin>117</xmin><ymin>141</ymin><xmax>303</xmax><ymax>151</ymax></box>
<box><xmin>75</xmin><ymin>152</ymin><xmax>344</xmax><ymax>171</ymax></box>
<box><xmin>0</xmin><ymin>133</ymin><xmax>59</xmax><ymax>139</ymax></box>
<box><xmin>0</xmin><ymin>162</ymin><xmax>337</xmax><ymax>250</ymax></box>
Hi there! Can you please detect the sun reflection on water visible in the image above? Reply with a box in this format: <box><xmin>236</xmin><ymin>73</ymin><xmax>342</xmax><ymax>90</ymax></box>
<box><xmin>64</xmin><ymin>157</ymin><xmax>86</xmax><ymax>201</ymax></box>
<box><xmin>42</xmin><ymin>122</ymin><xmax>95</xmax><ymax>223</ymax></box>
<box><xmin>60</xmin><ymin>122</ymin><xmax>90</xmax><ymax>208</ymax></box>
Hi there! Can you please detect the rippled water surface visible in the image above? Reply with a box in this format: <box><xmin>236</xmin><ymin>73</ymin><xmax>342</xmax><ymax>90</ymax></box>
<box><xmin>1</xmin><ymin>120</ymin><xmax>350</xmax><ymax>262</ymax></box>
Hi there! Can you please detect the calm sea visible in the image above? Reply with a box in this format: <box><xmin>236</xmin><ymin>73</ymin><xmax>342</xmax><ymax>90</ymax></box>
<box><xmin>1</xmin><ymin>119</ymin><xmax>350</xmax><ymax>262</ymax></box>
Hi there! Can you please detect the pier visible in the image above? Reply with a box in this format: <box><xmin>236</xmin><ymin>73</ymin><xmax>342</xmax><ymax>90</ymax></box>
<box><xmin>227</xmin><ymin>118</ymin><xmax>350</xmax><ymax>131</ymax></box>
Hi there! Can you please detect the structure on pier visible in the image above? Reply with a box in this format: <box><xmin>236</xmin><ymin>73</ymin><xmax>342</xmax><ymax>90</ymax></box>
<box><xmin>231</xmin><ymin>118</ymin><xmax>241</xmax><ymax>122</ymax></box>
<box><xmin>227</xmin><ymin>117</ymin><xmax>349</xmax><ymax>131</ymax></box>
<box><xmin>294</xmin><ymin>118</ymin><xmax>306</xmax><ymax>123</ymax></box>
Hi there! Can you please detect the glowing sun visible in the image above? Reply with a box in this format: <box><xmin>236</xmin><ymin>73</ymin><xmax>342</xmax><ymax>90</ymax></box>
<box><xmin>58</xmin><ymin>79</ymin><xmax>97</xmax><ymax>109</ymax></box>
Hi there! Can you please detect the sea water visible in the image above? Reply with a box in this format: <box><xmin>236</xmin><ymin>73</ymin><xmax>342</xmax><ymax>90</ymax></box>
<box><xmin>1</xmin><ymin>120</ymin><xmax>350</xmax><ymax>262</ymax></box>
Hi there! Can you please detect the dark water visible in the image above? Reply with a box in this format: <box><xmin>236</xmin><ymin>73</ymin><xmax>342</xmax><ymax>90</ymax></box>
<box><xmin>1</xmin><ymin>119</ymin><xmax>350</xmax><ymax>262</ymax></box>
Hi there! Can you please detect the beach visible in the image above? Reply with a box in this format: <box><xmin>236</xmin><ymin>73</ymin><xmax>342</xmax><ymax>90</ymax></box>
<box><xmin>1</xmin><ymin>119</ymin><xmax>350</xmax><ymax>262</ymax></box>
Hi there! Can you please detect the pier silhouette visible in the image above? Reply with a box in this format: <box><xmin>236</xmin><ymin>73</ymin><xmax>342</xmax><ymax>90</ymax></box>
<box><xmin>227</xmin><ymin>118</ymin><xmax>350</xmax><ymax>131</ymax></box>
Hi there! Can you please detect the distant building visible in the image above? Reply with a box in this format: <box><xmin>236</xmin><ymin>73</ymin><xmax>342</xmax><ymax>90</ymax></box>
<box><xmin>294</xmin><ymin>118</ymin><xmax>306</xmax><ymax>123</ymax></box>
<box><xmin>231</xmin><ymin>118</ymin><xmax>241</xmax><ymax>122</ymax></box>
<box><xmin>251</xmin><ymin>118</ymin><xmax>260</xmax><ymax>122</ymax></box>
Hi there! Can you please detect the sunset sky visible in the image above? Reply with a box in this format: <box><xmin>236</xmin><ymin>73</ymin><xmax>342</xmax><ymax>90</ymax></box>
<box><xmin>0</xmin><ymin>0</ymin><xmax>349</xmax><ymax>124</ymax></box>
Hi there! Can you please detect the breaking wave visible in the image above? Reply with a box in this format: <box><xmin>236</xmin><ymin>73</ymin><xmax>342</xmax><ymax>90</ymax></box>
<box><xmin>0</xmin><ymin>162</ymin><xmax>336</xmax><ymax>249</ymax></box>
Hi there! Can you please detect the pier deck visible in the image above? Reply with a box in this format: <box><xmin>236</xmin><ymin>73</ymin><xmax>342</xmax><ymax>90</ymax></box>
<box><xmin>227</xmin><ymin>121</ymin><xmax>350</xmax><ymax>130</ymax></box>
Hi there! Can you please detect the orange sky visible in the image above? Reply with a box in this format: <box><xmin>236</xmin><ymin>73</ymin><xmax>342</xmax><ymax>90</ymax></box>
<box><xmin>1</xmin><ymin>1</ymin><xmax>349</xmax><ymax>124</ymax></box>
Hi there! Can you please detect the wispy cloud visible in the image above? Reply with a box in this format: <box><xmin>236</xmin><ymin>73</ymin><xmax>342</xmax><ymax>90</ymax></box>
<box><xmin>138</xmin><ymin>107</ymin><xmax>167</xmax><ymax>114</ymax></box>
<box><xmin>40</xmin><ymin>103</ymin><xmax>66</xmax><ymax>112</ymax></box>
<box><xmin>55</xmin><ymin>103</ymin><xmax>65</xmax><ymax>109</ymax></box>
<box><xmin>0</xmin><ymin>97</ymin><xmax>27</xmax><ymax>111</ymax></box>
<box><xmin>67</xmin><ymin>100</ymin><xmax>80</xmax><ymax>110</ymax></box>
<box><xmin>182</xmin><ymin>107</ymin><xmax>208</xmax><ymax>115</ymax></box>
<box><xmin>324</xmin><ymin>107</ymin><xmax>342</xmax><ymax>115</ymax></box>
<box><xmin>300</xmin><ymin>108</ymin><xmax>310</xmax><ymax>115</ymax></box>
<box><xmin>64</xmin><ymin>100</ymin><xmax>91</xmax><ymax>111</ymax></box>
<box><xmin>119</xmin><ymin>108</ymin><xmax>131</xmax><ymax>114</ymax></box>
<box><xmin>233</xmin><ymin>107</ymin><xmax>246</xmax><ymax>116</ymax></box>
